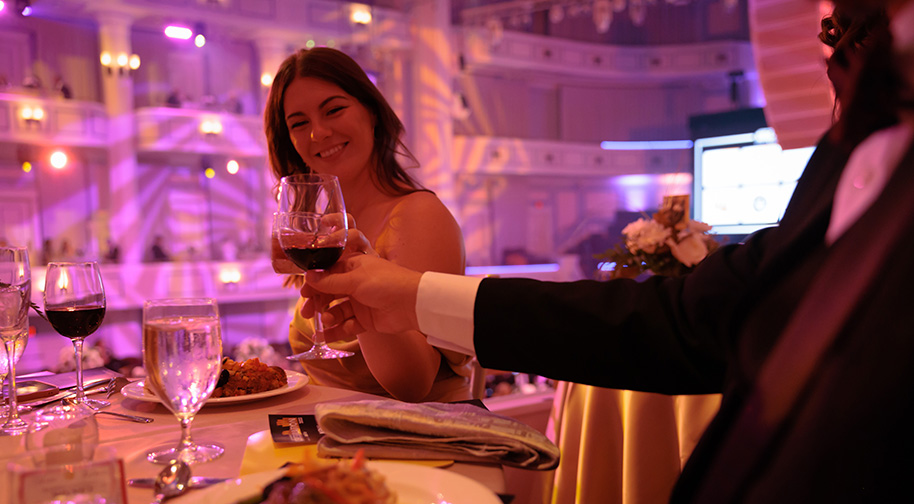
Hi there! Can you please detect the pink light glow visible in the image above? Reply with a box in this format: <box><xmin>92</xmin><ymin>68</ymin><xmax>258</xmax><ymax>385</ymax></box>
<box><xmin>164</xmin><ymin>25</ymin><xmax>193</xmax><ymax>40</ymax></box>
<box><xmin>50</xmin><ymin>150</ymin><xmax>68</xmax><ymax>169</ymax></box>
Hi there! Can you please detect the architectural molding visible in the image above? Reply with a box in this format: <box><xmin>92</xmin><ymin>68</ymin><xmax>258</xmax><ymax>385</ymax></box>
<box><xmin>135</xmin><ymin>107</ymin><xmax>265</xmax><ymax>157</ymax></box>
<box><xmin>453</xmin><ymin>135</ymin><xmax>691</xmax><ymax>177</ymax></box>
<box><xmin>0</xmin><ymin>92</ymin><xmax>108</xmax><ymax>147</ymax></box>
<box><xmin>459</xmin><ymin>27</ymin><xmax>755</xmax><ymax>81</ymax></box>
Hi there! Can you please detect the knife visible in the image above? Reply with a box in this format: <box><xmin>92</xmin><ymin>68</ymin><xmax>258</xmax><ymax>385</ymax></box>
<box><xmin>20</xmin><ymin>378</ymin><xmax>116</xmax><ymax>410</ymax></box>
<box><xmin>127</xmin><ymin>476</ymin><xmax>231</xmax><ymax>489</ymax></box>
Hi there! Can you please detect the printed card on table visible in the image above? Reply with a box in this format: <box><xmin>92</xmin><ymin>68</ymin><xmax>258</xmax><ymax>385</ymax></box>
<box><xmin>269</xmin><ymin>414</ymin><xmax>323</xmax><ymax>445</ymax></box>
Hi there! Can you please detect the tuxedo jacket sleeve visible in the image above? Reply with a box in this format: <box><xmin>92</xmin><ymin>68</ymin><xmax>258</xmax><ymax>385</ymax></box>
<box><xmin>471</xmin><ymin>133</ymin><xmax>848</xmax><ymax>395</ymax></box>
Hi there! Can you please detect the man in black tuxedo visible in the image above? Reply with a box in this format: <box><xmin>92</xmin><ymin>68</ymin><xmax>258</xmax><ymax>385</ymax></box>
<box><xmin>302</xmin><ymin>0</ymin><xmax>914</xmax><ymax>500</ymax></box>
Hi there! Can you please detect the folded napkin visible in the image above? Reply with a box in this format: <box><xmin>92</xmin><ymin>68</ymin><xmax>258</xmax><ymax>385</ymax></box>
<box><xmin>315</xmin><ymin>400</ymin><xmax>560</xmax><ymax>470</ymax></box>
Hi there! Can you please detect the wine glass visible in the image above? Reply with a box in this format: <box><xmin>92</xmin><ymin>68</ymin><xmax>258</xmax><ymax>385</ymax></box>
<box><xmin>270</xmin><ymin>212</ymin><xmax>303</xmax><ymax>275</ymax></box>
<box><xmin>43</xmin><ymin>262</ymin><xmax>107</xmax><ymax>409</ymax></box>
<box><xmin>0</xmin><ymin>246</ymin><xmax>31</xmax><ymax>434</ymax></box>
<box><xmin>277</xmin><ymin>173</ymin><xmax>352</xmax><ymax>360</ymax></box>
<box><xmin>143</xmin><ymin>298</ymin><xmax>223</xmax><ymax>465</ymax></box>
<box><xmin>0</xmin><ymin>337</ymin><xmax>29</xmax><ymax>418</ymax></box>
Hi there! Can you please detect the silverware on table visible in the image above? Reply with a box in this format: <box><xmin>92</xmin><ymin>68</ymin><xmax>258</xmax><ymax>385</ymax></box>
<box><xmin>63</xmin><ymin>396</ymin><xmax>154</xmax><ymax>423</ymax></box>
<box><xmin>94</xmin><ymin>410</ymin><xmax>154</xmax><ymax>423</ymax></box>
<box><xmin>128</xmin><ymin>476</ymin><xmax>231</xmax><ymax>489</ymax></box>
<box><xmin>151</xmin><ymin>459</ymin><xmax>191</xmax><ymax>503</ymax></box>
<box><xmin>18</xmin><ymin>378</ymin><xmax>114</xmax><ymax>410</ymax></box>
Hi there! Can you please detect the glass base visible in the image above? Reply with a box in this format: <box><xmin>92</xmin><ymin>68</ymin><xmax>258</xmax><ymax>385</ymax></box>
<box><xmin>0</xmin><ymin>403</ymin><xmax>34</xmax><ymax>416</ymax></box>
<box><xmin>147</xmin><ymin>442</ymin><xmax>224</xmax><ymax>465</ymax></box>
<box><xmin>287</xmin><ymin>343</ymin><xmax>355</xmax><ymax>360</ymax></box>
<box><xmin>1</xmin><ymin>416</ymin><xmax>28</xmax><ymax>435</ymax></box>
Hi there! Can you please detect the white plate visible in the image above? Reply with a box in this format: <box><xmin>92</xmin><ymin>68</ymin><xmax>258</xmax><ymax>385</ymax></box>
<box><xmin>120</xmin><ymin>370</ymin><xmax>308</xmax><ymax>407</ymax></box>
<box><xmin>171</xmin><ymin>461</ymin><xmax>501</xmax><ymax>504</ymax></box>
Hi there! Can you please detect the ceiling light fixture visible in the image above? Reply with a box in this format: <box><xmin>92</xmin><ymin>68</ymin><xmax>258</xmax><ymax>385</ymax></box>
<box><xmin>164</xmin><ymin>25</ymin><xmax>193</xmax><ymax>40</ymax></box>
<box><xmin>351</xmin><ymin>4</ymin><xmax>372</xmax><ymax>24</ymax></box>
<box><xmin>100</xmin><ymin>51</ymin><xmax>140</xmax><ymax>76</ymax></box>
<box><xmin>194</xmin><ymin>22</ymin><xmax>206</xmax><ymax>47</ymax></box>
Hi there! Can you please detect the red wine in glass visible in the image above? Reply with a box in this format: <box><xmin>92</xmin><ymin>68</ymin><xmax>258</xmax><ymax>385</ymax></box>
<box><xmin>282</xmin><ymin>246</ymin><xmax>344</xmax><ymax>271</ymax></box>
<box><xmin>43</xmin><ymin>262</ymin><xmax>108</xmax><ymax>408</ymax></box>
<box><xmin>46</xmin><ymin>306</ymin><xmax>106</xmax><ymax>339</ymax></box>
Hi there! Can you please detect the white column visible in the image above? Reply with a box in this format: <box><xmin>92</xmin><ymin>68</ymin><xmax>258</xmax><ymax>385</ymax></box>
<box><xmin>379</xmin><ymin>48</ymin><xmax>409</xmax><ymax>129</ymax></box>
<box><xmin>96</xmin><ymin>11</ymin><xmax>142</xmax><ymax>265</ymax></box>
<box><xmin>254</xmin><ymin>37</ymin><xmax>290</xmax><ymax>114</ymax></box>
<box><xmin>409</xmin><ymin>0</ymin><xmax>457</xmax><ymax>213</ymax></box>
<box><xmin>253</xmin><ymin>36</ymin><xmax>292</xmax><ymax>210</ymax></box>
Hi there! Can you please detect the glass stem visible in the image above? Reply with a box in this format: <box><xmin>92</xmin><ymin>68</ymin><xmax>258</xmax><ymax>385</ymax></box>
<box><xmin>313</xmin><ymin>309</ymin><xmax>325</xmax><ymax>347</ymax></box>
<box><xmin>72</xmin><ymin>337</ymin><xmax>85</xmax><ymax>401</ymax></box>
<box><xmin>178</xmin><ymin>417</ymin><xmax>196</xmax><ymax>453</ymax></box>
<box><xmin>5</xmin><ymin>339</ymin><xmax>19</xmax><ymax>422</ymax></box>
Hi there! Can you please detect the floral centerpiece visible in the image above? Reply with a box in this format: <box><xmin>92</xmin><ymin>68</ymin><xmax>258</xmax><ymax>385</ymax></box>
<box><xmin>597</xmin><ymin>195</ymin><xmax>720</xmax><ymax>279</ymax></box>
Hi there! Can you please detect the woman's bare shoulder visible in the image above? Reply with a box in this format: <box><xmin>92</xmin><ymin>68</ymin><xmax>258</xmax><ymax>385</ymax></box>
<box><xmin>390</xmin><ymin>191</ymin><xmax>457</xmax><ymax>223</ymax></box>
<box><xmin>379</xmin><ymin>191</ymin><xmax>464</xmax><ymax>272</ymax></box>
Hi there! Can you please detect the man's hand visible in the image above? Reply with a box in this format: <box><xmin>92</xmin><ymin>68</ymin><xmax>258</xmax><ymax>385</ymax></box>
<box><xmin>303</xmin><ymin>254</ymin><xmax>423</xmax><ymax>336</ymax></box>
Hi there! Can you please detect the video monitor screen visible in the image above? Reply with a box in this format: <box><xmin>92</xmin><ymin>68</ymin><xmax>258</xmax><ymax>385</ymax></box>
<box><xmin>693</xmin><ymin>127</ymin><xmax>815</xmax><ymax>236</ymax></box>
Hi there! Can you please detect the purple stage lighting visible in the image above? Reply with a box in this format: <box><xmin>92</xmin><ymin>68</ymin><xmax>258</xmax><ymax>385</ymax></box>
<box><xmin>164</xmin><ymin>25</ymin><xmax>193</xmax><ymax>40</ymax></box>
<box><xmin>15</xmin><ymin>0</ymin><xmax>30</xmax><ymax>16</ymax></box>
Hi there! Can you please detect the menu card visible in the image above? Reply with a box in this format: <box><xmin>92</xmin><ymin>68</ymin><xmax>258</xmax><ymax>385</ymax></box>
<box><xmin>268</xmin><ymin>414</ymin><xmax>323</xmax><ymax>445</ymax></box>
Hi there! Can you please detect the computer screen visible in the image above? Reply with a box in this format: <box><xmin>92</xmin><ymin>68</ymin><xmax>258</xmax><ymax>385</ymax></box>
<box><xmin>693</xmin><ymin>127</ymin><xmax>815</xmax><ymax>236</ymax></box>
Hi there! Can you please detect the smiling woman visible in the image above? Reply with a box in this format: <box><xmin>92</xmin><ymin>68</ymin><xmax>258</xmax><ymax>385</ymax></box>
<box><xmin>263</xmin><ymin>48</ymin><xmax>473</xmax><ymax>403</ymax></box>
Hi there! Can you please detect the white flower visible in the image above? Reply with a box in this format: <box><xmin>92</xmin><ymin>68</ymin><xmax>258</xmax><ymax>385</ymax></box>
<box><xmin>667</xmin><ymin>233</ymin><xmax>709</xmax><ymax>267</ymax></box>
<box><xmin>233</xmin><ymin>337</ymin><xmax>280</xmax><ymax>366</ymax></box>
<box><xmin>623</xmin><ymin>218</ymin><xmax>671</xmax><ymax>254</ymax></box>
<box><xmin>54</xmin><ymin>344</ymin><xmax>107</xmax><ymax>372</ymax></box>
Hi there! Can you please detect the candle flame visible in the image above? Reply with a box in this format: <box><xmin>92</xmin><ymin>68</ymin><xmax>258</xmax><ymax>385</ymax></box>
<box><xmin>57</xmin><ymin>268</ymin><xmax>70</xmax><ymax>292</ymax></box>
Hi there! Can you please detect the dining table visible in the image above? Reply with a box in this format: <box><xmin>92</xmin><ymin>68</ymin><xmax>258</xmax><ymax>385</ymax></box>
<box><xmin>0</xmin><ymin>374</ymin><xmax>507</xmax><ymax>504</ymax></box>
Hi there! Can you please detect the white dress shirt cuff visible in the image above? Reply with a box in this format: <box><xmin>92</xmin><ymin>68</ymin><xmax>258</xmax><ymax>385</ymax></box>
<box><xmin>416</xmin><ymin>272</ymin><xmax>481</xmax><ymax>356</ymax></box>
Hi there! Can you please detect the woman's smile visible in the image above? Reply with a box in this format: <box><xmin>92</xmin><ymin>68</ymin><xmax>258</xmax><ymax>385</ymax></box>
<box><xmin>316</xmin><ymin>142</ymin><xmax>347</xmax><ymax>160</ymax></box>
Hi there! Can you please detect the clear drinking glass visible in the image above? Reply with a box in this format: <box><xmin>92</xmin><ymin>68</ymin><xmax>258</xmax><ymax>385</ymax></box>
<box><xmin>143</xmin><ymin>298</ymin><xmax>224</xmax><ymax>465</ymax></box>
<box><xmin>0</xmin><ymin>319</ymin><xmax>30</xmax><ymax>419</ymax></box>
<box><xmin>277</xmin><ymin>173</ymin><xmax>352</xmax><ymax>360</ymax></box>
<box><xmin>0</xmin><ymin>246</ymin><xmax>31</xmax><ymax>435</ymax></box>
<box><xmin>26</xmin><ymin>401</ymin><xmax>100</xmax><ymax>463</ymax></box>
<box><xmin>43</xmin><ymin>262</ymin><xmax>108</xmax><ymax>409</ymax></box>
<box><xmin>270</xmin><ymin>212</ymin><xmax>304</xmax><ymax>275</ymax></box>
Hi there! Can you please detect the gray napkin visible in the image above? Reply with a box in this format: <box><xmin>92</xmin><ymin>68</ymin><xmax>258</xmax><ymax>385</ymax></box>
<box><xmin>314</xmin><ymin>400</ymin><xmax>560</xmax><ymax>470</ymax></box>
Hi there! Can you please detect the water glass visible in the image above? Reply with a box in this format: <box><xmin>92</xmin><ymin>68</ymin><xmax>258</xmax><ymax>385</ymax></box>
<box><xmin>0</xmin><ymin>246</ymin><xmax>31</xmax><ymax>435</ymax></box>
<box><xmin>142</xmin><ymin>298</ymin><xmax>224</xmax><ymax>464</ymax></box>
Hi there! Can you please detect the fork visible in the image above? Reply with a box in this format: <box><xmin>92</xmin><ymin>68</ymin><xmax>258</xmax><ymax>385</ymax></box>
<box><xmin>104</xmin><ymin>377</ymin><xmax>120</xmax><ymax>399</ymax></box>
<box><xmin>64</xmin><ymin>397</ymin><xmax>154</xmax><ymax>423</ymax></box>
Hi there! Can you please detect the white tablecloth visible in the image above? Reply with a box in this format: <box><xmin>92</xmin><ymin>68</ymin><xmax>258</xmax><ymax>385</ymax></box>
<box><xmin>0</xmin><ymin>381</ymin><xmax>505</xmax><ymax>504</ymax></box>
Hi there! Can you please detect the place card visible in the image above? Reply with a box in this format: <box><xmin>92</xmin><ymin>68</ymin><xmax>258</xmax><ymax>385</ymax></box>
<box><xmin>9</xmin><ymin>447</ymin><xmax>127</xmax><ymax>504</ymax></box>
<box><xmin>268</xmin><ymin>414</ymin><xmax>323</xmax><ymax>445</ymax></box>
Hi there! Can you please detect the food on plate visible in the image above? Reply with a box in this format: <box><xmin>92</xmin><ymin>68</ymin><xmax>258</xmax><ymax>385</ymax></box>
<box><xmin>212</xmin><ymin>357</ymin><xmax>288</xmax><ymax>398</ymax></box>
<box><xmin>249</xmin><ymin>451</ymin><xmax>395</xmax><ymax>504</ymax></box>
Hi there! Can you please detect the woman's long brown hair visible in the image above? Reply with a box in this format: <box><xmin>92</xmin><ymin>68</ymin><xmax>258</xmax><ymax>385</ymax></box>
<box><xmin>264</xmin><ymin>47</ymin><xmax>425</xmax><ymax>196</ymax></box>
